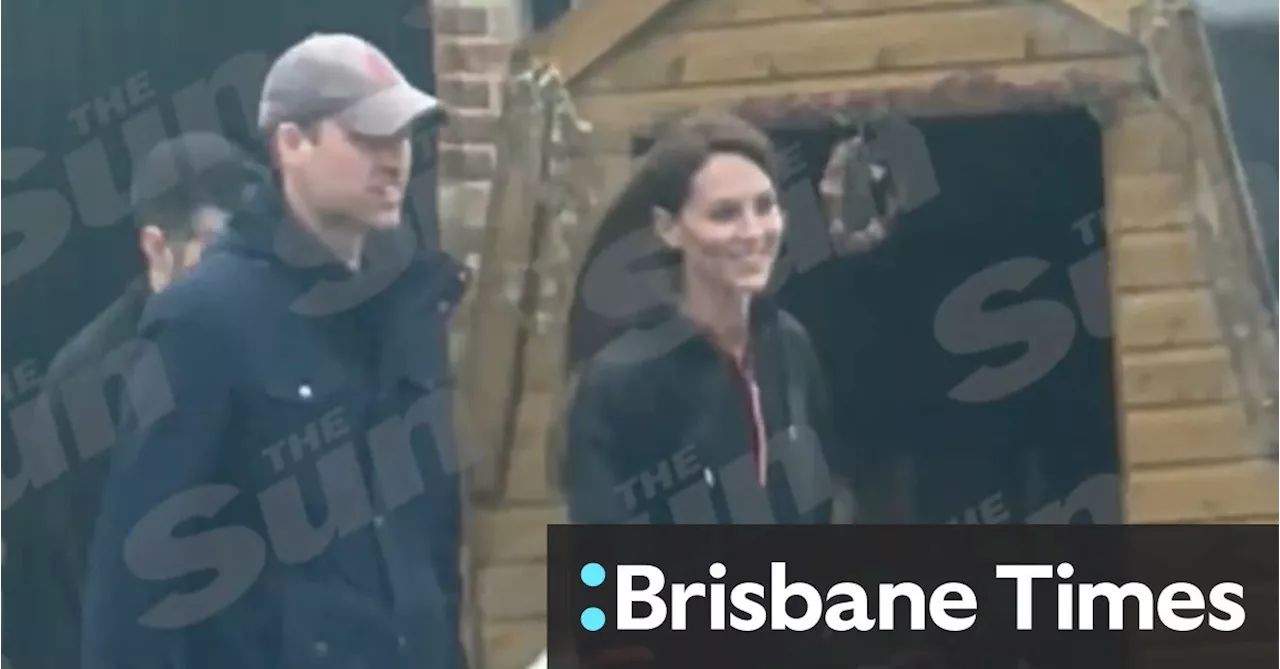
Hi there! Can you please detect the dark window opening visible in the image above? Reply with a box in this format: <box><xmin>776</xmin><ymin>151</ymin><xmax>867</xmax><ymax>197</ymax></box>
<box><xmin>529</xmin><ymin>0</ymin><xmax>573</xmax><ymax>32</ymax></box>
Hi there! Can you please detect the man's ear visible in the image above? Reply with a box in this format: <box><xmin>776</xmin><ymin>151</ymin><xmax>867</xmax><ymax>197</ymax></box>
<box><xmin>652</xmin><ymin>206</ymin><xmax>681</xmax><ymax>251</ymax></box>
<box><xmin>273</xmin><ymin>122</ymin><xmax>314</xmax><ymax>167</ymax></box>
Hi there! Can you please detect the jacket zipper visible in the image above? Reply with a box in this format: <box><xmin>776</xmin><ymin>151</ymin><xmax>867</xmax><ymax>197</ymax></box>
<box><xmin>727</xmin><ymin>357</ymin><xmax>769</xmax><ymax>488</ymax></box>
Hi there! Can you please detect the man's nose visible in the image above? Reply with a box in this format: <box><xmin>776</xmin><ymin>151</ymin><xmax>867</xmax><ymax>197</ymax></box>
<box><xmin>374</xmin><ymin>154</ymin><xmax>405</xmax><ymax>178</ymax></box>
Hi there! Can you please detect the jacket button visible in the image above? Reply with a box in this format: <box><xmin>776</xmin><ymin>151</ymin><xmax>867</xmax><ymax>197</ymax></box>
<box><xmin>703</xmin><ymin>468</ymin><xmax>716</xmax><ymax>487</ymax></box>
<box><xmin>298</xmin><ymin>384</ymin><xmax>313</xmax><ymax>400</ymax></box>
<box><xmin>313</xmin><ymin>641</ymin><xmax>329</xmax><ymax>657</ymax></box>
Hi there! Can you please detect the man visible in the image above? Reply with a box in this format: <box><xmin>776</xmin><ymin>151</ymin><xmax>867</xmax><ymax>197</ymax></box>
<box><xmin>1</xmin><ymin>133</ymin><xmax>252</xmax><ymax>669</ymax></box>
<box><xmin>82</xmin><ymin>34</ymin><xmax>467</xmax><ymax>669</ymax></box>
<box><xmin>45</xmin><ymin>132</ymin><xmax>249</xmax><ymax>457</ymax></box>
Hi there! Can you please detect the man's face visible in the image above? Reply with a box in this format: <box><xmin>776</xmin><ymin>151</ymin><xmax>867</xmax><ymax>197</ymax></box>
<box><xmin>287</xmin><ymin>119</ymin><xmax>413</xmax><ymax>231</ymax></box>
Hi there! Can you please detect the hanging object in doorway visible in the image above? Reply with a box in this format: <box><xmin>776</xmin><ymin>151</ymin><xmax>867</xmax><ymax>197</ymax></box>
<box><xmin>830</xmin><ymin>130</ymin><xmax>900</xmax><ymax>255</ymax></box>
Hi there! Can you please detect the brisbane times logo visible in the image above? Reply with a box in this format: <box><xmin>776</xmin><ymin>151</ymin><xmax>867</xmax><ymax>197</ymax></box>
<box><xmin>574</xmin><ymin>561</ymin><xmax>1247</xmax><ymax>633</ymax></box>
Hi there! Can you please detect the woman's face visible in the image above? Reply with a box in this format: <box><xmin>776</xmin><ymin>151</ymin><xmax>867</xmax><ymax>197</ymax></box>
<box><xmin>656</xmin><ymin>152</ymin><xmax>783</xmax><ymax>297</ymax></box>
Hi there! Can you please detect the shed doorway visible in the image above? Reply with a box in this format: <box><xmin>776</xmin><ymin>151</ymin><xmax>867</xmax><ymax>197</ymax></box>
<box><xmin>774</xmin><ymin>110</ymin><xmax>1123</xmax><ymax>524</ymax></box>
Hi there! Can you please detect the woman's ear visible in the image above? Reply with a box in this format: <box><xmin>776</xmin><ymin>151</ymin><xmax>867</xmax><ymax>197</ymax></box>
<box><xmin>652</xmin><ymin>206</ymin><xmax>682</xmax><ymax>250</ymax></box>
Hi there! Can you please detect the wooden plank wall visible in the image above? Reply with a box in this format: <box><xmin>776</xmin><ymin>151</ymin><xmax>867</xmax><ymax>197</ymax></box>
<box><xmin>1105</xmin><ymin>96</ymin><xmax>1277</xmax><ymax>524</ymax></box>
<box><xmin>571</xmin><ymin>0</ymin><xmax>1143</xmax><ymax>127</ymax></box>
<box><xmin>472</xmin><ymin>129</ymin><xmax>635</xmax><ymax>669</ymax></box>
<box><xmin>467</xmin><ymin>2</ymin><xmax>1276</xmax><ymax>667</ymax></box>
<box><xmin>1111</xmin><ymin>100</ymin><xmax>1278</xmax><ymax>666</ymax></box>
<box><xmin>471</xmin><ymin>4</ymin><xmax>1131</xmax><ymax>667</ymax></box>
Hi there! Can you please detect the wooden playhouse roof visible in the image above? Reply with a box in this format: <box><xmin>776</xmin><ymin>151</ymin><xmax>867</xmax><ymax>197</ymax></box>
<box><xmin>515</xmin><ymin>0</ymin><xmax>1174</xmax><ymax>131</ymax></box>
<box><xmin>524</xmin><ymin>0</ymin><xmax>1149</xmax><ymax>87</ymax></box>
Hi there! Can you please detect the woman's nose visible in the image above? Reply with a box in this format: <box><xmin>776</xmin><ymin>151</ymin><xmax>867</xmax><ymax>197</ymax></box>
<box><xmin>738</xmin><ymin>215</ymin><xmax>780</xmax><ymax>243</ymax></box>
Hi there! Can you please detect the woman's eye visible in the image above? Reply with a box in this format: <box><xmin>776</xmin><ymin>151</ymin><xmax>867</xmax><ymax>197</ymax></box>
<box><xmin>753</xmin><ymin>195</ymin><xmax>777</xmax><ymax>216</ymax></box>
<box><xmin>708</xmin><ymin>204</ymin><xmax>741</xmax><ymax>222</ymax></box>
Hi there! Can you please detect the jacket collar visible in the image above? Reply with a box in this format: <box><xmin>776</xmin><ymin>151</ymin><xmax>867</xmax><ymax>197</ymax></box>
<box><xmin>212</xmin><ymin>178</ymin><xmax>469</xmax><ymax>316</ymax></box>
<box><xmin>600</xmin><ymin>294</ymin><xmax>782</xmax><ymax>369</ymax></box>
<box><xmin>636</xmin><ymin>294</ymin><xmax>781</xmax><ymax>338</ymax></box>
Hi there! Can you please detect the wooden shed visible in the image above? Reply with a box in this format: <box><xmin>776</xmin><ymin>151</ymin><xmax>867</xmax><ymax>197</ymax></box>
<box><xmin>454</xmin><ymin>1</ymin><xmax>1277</xmax><ymax>666</ymax></box>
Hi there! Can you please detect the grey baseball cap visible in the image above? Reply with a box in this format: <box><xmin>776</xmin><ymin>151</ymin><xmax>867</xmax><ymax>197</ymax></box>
<box><xmin>258</xmin><ymin>33</ymin><xmax>447</xmax><ymax>137</ymax></box>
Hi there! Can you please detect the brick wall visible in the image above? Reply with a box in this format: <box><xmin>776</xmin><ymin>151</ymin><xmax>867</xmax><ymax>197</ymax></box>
<box><xmin>433</xmin><ymin>0</ymin><xmax>530</xmax><ymax>275</ymax></box>
<box><xmin>432</xmin><ymin>2</ymin><xmax>546</xmax><ymax>667</ymax></box>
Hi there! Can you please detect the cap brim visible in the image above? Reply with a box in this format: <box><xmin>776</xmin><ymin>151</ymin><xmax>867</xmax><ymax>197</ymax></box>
<box><xmin>336</xmin><ymin>84</ymin><xmax>448</xmax><ymax>137</ymax></box>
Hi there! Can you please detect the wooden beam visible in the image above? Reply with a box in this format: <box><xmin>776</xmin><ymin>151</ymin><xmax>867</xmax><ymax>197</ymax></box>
<box><xmin>1057</xmin><ymin>0</ymin><xmax>1144</xmax><ymax>35</ymax></box>
<box><xmin>663</xmin><ymin>0</ymin><xmax>986</xmax><ymax>30</ymax></box>
<box><xmin>459</xmin><ymin>78</ymin><xmax>549</xmax><ymax>501</ymax></box>
<box><xmin>521</xmin><ymin>0</ymin><xmax>688</xmax><ymax>86</ymax></box>
<box><xmin>580</xmin><ymin>4</ymin><xmax>1135</xmax><ymax>94</ymax></box>
<box><xmin>575</xmin><ymin>56</ymin><xmax>1146</xmax><ymax>130</ymax></box>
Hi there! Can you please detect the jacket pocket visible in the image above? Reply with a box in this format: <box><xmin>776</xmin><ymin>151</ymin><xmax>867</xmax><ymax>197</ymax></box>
<box><xmin>238</xmin><ymin>367</ymin><xmax>359</xmax><ymax>488</ymax></box>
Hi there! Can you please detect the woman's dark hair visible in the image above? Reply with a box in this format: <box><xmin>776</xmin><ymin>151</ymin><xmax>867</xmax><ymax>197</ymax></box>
<box><xmin>563</xmin><ymin>111</ymin><xmax>777</xmax><ymax>375</ymax></box>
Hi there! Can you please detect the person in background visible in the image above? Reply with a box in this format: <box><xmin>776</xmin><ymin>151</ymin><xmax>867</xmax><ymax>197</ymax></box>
<box><xmin>820</xmin><ymin>134</ymin><xmax>899</xmax><ymax>255</ymax></box>
<box><xmin>1</xmin><ymin>132</ymin><xmax>252</xmax><ymax>669</ymax></box>
<box><xmin>560</xmin><ymin>112</ymin><xmax>853</xmax><ymax>526</ymax></box>
<box><xmin>82</xmin><ymin>33</ymin><xmax>467</xmax><ymax>669</ymax></box>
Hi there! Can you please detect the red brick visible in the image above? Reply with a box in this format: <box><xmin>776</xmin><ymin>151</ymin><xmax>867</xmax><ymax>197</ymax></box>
<box><xmin>440</xmin><ymin>145</ymin><xmax>496</xmax><ymax>181</ymax></box>
<box><xmin>440</xmin><ymin>112</ymin><xmax>501</xmax><ymax>144</ymax></box>
<box><xmin>437</xmin><ymin>42</ymin><xmax>511</xmax><ymax>74</ymax></box>
<box><xmin>437</xmin><ymin>77</ymin><xmax>493</xmax><ymax>111</ymax></box>
<box><xmin>436</xmin><ymin>6</ymin><xmax>491</xmax><ymax>37</ymax></box>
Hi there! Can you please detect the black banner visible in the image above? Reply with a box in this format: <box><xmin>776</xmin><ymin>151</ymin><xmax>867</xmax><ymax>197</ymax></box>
<box><xmin>548</xmin><ymin>525</ymin><xmax>1278</xmax><ymax>669</ymax></box>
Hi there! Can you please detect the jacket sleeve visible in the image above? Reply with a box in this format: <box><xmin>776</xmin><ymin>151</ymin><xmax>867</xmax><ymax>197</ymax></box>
<box><xmin>81</xmin><ymin>305</ymin><xmax>238</xmax><ymax>669</ymax></box>
<box><xmin>562</xmin><ymin>364</ymin><xmax>634</xmax><ymax>524</ymax></box>
<box><xmin>783</xmin><ymin>318</ymin><xmax>855</xmax><ymax>491</ymax></box>
<box><xmin>36</xmin><ymin>333</ymin><xmax>122</xmax><ymax>634</ymax></box>
<box><xmin>805</xmin><ymin>341</ymin><xmax>851</xmax><ymax>486</ymax></box>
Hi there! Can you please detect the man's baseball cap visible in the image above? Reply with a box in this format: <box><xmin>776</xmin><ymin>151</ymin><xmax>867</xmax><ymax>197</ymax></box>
<box><xmin>258</xmin><ymin>33</ymin><xmax>447</xmax><ymax>137</ymax></box>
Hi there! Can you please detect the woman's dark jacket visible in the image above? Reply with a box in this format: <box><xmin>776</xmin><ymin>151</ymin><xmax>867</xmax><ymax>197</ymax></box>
<box><xmin>563</xmin><ymin>301</ymin><xmax>850</xmax><ymax>525</ymax></box>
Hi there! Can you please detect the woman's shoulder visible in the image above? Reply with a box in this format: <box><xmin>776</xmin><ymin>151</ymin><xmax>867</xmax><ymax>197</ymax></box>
<box><xmin>770</xmin><ymin>308</ymin><xmax>826</xmax><ymax>381</ymax></box>
<box><xmin>775</xmin><ymin>308</ymin><xmax>811</xmax><ymax>338</ymax></box>
<box><xmin>572</xmin><ymin>321</ymin><xmax>703</xmax><ymax>417</ymax></box>
<box><xmin>584</xmin><ymin>318</ymin><xmax>698</xmax><ymax>374</ymax></box>
<box><xmin>772</xmin><ymin>307</ymin><xmax>819</xmax><ymax>353</ymax></box>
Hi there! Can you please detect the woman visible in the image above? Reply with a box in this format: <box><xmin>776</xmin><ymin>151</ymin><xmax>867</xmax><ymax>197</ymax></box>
<box><xmin>560</xmin><ymin>112</ymin><xmax>853</xmax><ymax>525</ymax></box>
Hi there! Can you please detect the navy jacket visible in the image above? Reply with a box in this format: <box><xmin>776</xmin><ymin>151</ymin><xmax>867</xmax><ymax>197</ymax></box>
<box><xmin>82</xmin><ymin>181</ymin><xmax>469</xmax><ymax>669</ymax></box>
<box><xmin>563</xmin><ymin>303</ymin><xmax>849</xmax><ymax>525</ymax></box>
